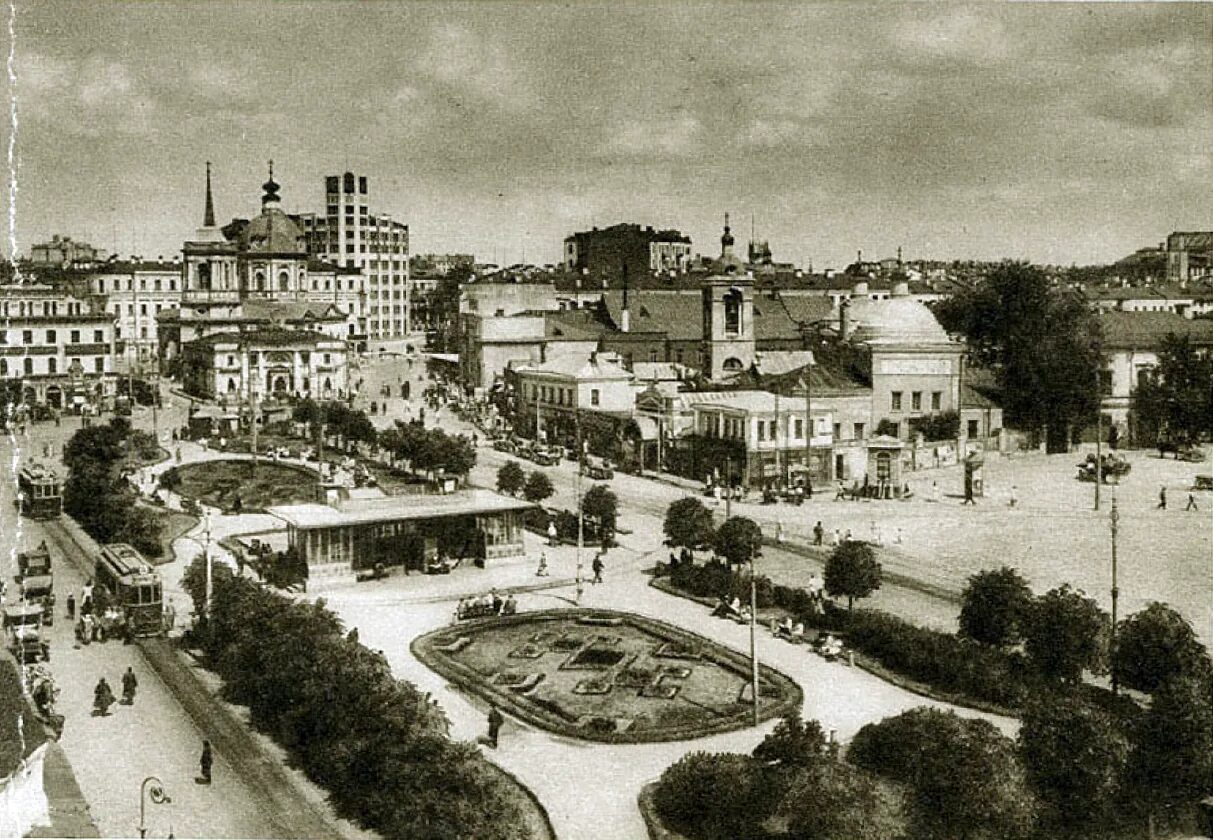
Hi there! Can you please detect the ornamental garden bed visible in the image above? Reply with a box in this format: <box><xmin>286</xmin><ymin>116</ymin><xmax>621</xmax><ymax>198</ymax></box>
<box><xmin>413</xmin><ymin>608</ymin><xmax>802</xmax><ymax>744</ymax></box>
<box><xmin>160</xmin><ymin>459</ymin><xmax>320</xmax><ymax>512</ymax></box>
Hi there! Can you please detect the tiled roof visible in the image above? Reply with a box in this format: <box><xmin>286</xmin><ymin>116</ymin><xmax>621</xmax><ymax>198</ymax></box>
<box><xmin>776</xmin><ymin>293</ymin><xmax>835</xmax><ymax>323</ymax></box>
<box><xmin>242</xmin><ymin>299</ymin><xmax>346</xmax><ymax>322</ymax></box>
<box><xmin>752</xmin><ymin>350</ymin><xmax>815</xmax><ymax>377</ymax></box>
<box><xmin>631</xmin><ymin>361</ymin><xmax>694</xmax><ymax>381</ymax></box>
<box><xmin>1098</xmin><ymin>312</ymin><xmax>1213</xmax><ymax>349</ymax></box>
<box><xmin>689</xmin><ymin>390</ymin><xmax>787</xmax><ymax>413</ymax></box>
<box><xmin>602</xmin><ymin>290</ymin><xmax>702</xmax><ymax>340</ymax></box>
<box><xmin>961</xmin><ymin>383</ymin><xmax>998</xmax><ymax>409</ymax></box>
<box><xmin>544</xmin><ymin>309</ymin><xmax>612</xmax><ymax>340</ymax></box>
<box><xmin>517</xmin><ymin>351</ymin><xmax>632</xmax><ymax>380</ymax></box>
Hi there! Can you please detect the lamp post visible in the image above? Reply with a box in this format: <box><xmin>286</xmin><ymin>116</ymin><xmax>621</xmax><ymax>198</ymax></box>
<box><xmin>749</xmin><ymin>552</ymin><xmax>760</xmax><ymax>727</ymax></box>
<box><xmin>575</xmin><ymin>410</ymin><xmax>584</xmax><ymax>605</ymax></box>
<box><xmin>202</xmin><ymin>511</ymin><xmax>213</xmax><ymax>621</ymax></box>
<box><xmin>139</xmin><ymin>775</ymin><xmax>171</xmax><ymax>838</ymax></box>
<box><xmin>1109</xmin><ymin>492</ymin><xmax>1120</xmax><ymax>695</ymax></box>
<box><xmin>802</xmin><ymin>364</ymin><xmax>814</xmax><ymax>498</ymax></box>
<box><xmin>1094</xmin><ymin>365</ymin><xmax>1103</xmax><ymax>510</ymax></box>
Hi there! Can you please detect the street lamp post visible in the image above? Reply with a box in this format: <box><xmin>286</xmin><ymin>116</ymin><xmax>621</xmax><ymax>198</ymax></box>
<box><xmin>575</xmin><ymin>410</ymin><xmax>584</xmax><ymax>605</ymax></box>
<box><xmin>1095</xmin><ymin>366</ymin><xmax>1103</xmax><ymax>511</ymax></box>
<box><xmin>202</xmin><ymin>511</ymin><xmax>213</xmax><ymax>621</ymax></box>
<box><xmin>1110</xmin><ymin>492</ymin><xmax>1120</xmax><ymax>695</ymax></box>
<box><xmin>139</xmin><ymin>775</ymin><xmax>171</xmax><ymax>838</ymax></box>
<box><xmin>750</xmin><ymin>553</ymin><xmax>759</xmax><ymax>727</ymax></box>
<box><xmin>803</xmin><ymin>365</ymin><xmax>814</xmax><ymax>498</ymax></box>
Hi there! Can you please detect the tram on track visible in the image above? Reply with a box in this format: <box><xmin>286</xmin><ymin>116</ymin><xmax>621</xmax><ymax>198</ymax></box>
<box><xmin>94</xmin><ymin>544</ymin><xmax>164</xmax><ymax>637</ymax></box>
<box><xmin>17</xmin><ymin>463</ymin><xmax>62</xmax><ymax>519</ymax></box>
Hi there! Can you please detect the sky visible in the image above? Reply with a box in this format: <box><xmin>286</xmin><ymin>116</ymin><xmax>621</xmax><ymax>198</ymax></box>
<box><xmin>2</xmin><ymin>2</ymin><xmax>1211</xmax><ymax>269</ymax></box>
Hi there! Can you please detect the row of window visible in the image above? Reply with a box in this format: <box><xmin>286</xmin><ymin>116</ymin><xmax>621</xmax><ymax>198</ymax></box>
<box><xmin>221</xmin><ymin>352</ymin><xmax>333</xmax><ymax>367</ymax></box>
<box><xmin>1</xmin><ymin>356</ymin><xmax>106</xmax><ymax>375</ymax></box>
<box><xmin>527</xmin><ymin>382</ymin><xmax>600</xmax><ymax>407</ymax></box>
<box><xmin>95</xmin><ymin>277</ymin><xmax>178</xmax><ymax>293</ymax></box>
<box><xmin>0</xmin><ymin>300</ymin><xmax>87</xmax><ymax>317</ymax></box>
<box><xmin>890</xmin><ymin>391</ymin><xmax>943</xmax><ymax>412</ymax></box>
<box><xmin>1</xmin><ymin>328</ymin><xmax>107</xmax><ymax>345</ymax></box>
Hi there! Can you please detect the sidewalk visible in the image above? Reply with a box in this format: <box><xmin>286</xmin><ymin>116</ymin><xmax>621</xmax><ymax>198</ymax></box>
<box><xmin>26</xmin><ymin>743</ymin><xmax>101</xmax><ymax>838</ymax></box>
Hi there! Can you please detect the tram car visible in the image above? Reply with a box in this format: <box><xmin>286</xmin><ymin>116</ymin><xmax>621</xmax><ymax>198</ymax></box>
<box><xmin>17</xmin><ymin>463</ymin><xmax>62</xmax><ymax>519</ymax></box>
<box><xmin>94</xmin><ymin>544</ymin><xmax>164</xmax><ymax>637</ymax></box>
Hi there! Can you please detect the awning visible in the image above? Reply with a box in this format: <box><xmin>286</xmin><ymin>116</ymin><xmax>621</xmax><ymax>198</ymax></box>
<box><xmin>427</xmin><ymin>353</ymin><xmax>459</xmax><ymax>364</ymax></box>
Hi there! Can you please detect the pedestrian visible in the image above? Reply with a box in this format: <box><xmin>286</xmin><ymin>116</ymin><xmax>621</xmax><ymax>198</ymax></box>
<box><xmin>486</xmin><ymin>705</ymin><xmax>504</xmax><ymax>749</ymax></box>
<box><xmin>66</xmin><ymin>592</ymin><xmax>76</xmax><ymax>621</ymax></box>
<box><xmin>93</xmin><ymin>677</ymin><xmax>115</xmax><ymax>716</ymax></box>
<box><xmin>813</xmin><ymin>521</ymin><xmax>824</xmax><ymax>546</ymax></box>
<box><xmin>1157</xmin><ymin>485</ymin><xmax>1167</xmax><ymax>510</ymax></box>
<box><xmin>931</xmin><ymin>480</ymin><xmax>940</xmax><ymax>503</ymax></box>
<box><xmin>121</xmin><ymin>666</ymin><xmax>138</xmax><ymax>705</ymax></box>
<box><xmin>894</xmin><ymin>527</ymin><xmax>903</xmax><ymax>545</ymax></box>
<box><xmin>536</xmin><ymin>553</ymin><xmax>549</xmax><ymax>577</ymax></box>
<box><xmin>547</xmin><ymin>520</ymin><xmax>558</xmax><ymax>546</ymax></box>
<box><xmin>962</xmin><ymin>478</ymin><xmax>976</xmax><ymax>505</ymax></box>
<box><xmin>1186</xmin><ymin>493</ymin><xmax>1199</xmax><ymax>512</ymax></box>
<box><xmin>835</xmin><ymin>479</ymin><xmax>846</xmax><ymax>500</ymax></box>
<box><xmin>165</xmin><ymin>598</ymin><xmax>177</xmax><ymax>632</ymax></box>
<box><xmin>1009</xmin><ymin>484</ymin><xmax>1018</xmax><ymax>508</ymax></box>
<box><xmin>775</xmin><ymin>520</ymin><xmax>785</xmax><ymax>543</ymax></box>
<box><xmin>199</xmin><ymin>740</ymin><xmax>213</xmax><ymax>785</ymax></box>
<box><xmin>592</xmin><ymin>554</ymin><xmax>604</xmax><ymax>584</ymax></box>
<box><xmin>831</xmin><ymin>528</ymin><xmax>840</xmax><ymax>546</ymax></box>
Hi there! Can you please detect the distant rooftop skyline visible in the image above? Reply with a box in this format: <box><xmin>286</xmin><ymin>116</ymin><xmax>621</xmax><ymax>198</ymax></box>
<box><xmin>3</xmin><ymin>2</ymin><xmax>1210</xmax><ymax>269</ymax></box>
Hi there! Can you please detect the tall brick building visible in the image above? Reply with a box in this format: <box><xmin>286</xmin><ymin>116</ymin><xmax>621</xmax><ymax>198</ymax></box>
<box><xmin>563</xmin><ymin>223</ymin><xmax>691</xmax><ymax>278</ymax></box>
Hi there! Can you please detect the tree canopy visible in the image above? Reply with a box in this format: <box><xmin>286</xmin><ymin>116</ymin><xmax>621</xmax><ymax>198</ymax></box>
<box><xmin>522</xmin><ymin>470</ymin><xmax>555</xmax><ymax>504</ymax></box>
<box><xmin>934</xmin><ymin>262</ymin><xmax>1101</xmax><ymax>451</ymax></box>
<box><xmin>713</xmin><ymin>516</ymin><xmax>763</xmax><ymax>567</ymax></box>
<box><xmin>1022</xmin><ymin>584</ymin><xmax>1109</xmax><ymax>684</ymax></box>
<box><xmin>582</xmin><ymin>484</ymin><xmax>618</xmax><ymax>543</ymax></box>
<box><xmin>495</xmin><ymin>461</ymin><xmax>525</xmax><ymax>496</ymax></box>
<box><xmin>663</xmin><ymin>497</ymin><xmax>716</xmax><ymax>552</ymax></box>
<box><xmin>1112</xmin><ymin>602</ymin><xmax>1212</xmax><ymax>694</ymax></box>
<box><xmin>1130</xmin><ymin>333</ymin><xmax>1213</xmax><ymax>445</ymax></box>
<box><xmin>958</xmin><ymin>566</ymin><xmax>1034</xmax><ymax>647</ymax></box>
<box><xmin>824</xmin><ymin>541</ymin><xmax>882</xmax><ymax>611</ymax></box>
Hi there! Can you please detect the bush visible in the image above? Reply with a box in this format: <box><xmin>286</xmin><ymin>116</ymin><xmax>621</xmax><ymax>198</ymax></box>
<box><xmin>959</xmin><ymin>566</ymin><xmax>1034</xmax><ymax>647</ymax></box>
<box><xmin>653</xmin><ymin>752</ymin><xmax>776</xmax><ymax>840</ymax></box>
<box><xmin>1023</xmin><ymin>584</ymin><xmax>1110</xmax><ymax>685</ymax></box>
<box><xmin>1112</xmin><ymin>602</ymin><xmax>1213</xmax><ymax>694</ymax></box>
<box><xmin>189</xmin><ymin>556</ymin><xmax>529</xmax><ymax>840</ymax></box>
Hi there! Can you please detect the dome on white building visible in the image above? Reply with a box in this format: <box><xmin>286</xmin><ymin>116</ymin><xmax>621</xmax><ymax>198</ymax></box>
<box><xmin>835</xmin><ymin>285</ymin><xmax>951</xmax><ymax>345</ymax></box>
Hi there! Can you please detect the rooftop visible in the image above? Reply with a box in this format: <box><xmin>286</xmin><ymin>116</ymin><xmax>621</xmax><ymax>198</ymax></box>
<box><xmin>267</xmin><ymin>488</ymin><xmax>532</xmax><ymax>530</ymax></box>
<box><xmin>517</xmin><ymin>351</ymin><xmax>633</xmax><ymax>381</ymax></box>
<box><xmin>1098</xmin><ymin>311</ymin><xmax>1213</xmax><ymax>349</ymax></box>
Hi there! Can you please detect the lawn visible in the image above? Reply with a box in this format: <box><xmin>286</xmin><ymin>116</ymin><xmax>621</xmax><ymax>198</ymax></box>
<box><xmin>168</xmin><ymin>459</ymin><xmax>320</xmax><ymax>512</ymax></box>
<box><xmin>414</xmin><ymin>608</ymin><xmax>801</xmax><ymax>743</ymax></box>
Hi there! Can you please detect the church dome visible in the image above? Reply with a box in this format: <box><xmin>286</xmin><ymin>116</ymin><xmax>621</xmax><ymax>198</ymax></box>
<box><xmin>245</xmin><ymin>208</ymin><xmax>305</xmax><ymax>254</ymax></box>
<box><xmin>837</xmin><ymin>295</ymin><xmax>950</xmax><ymax>344</ymax></box>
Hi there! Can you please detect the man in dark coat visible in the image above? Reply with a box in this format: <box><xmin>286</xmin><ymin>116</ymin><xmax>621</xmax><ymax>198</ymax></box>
<box><xmin>487</xmin><ymin>705</ymin><xmax>504</xmax><ymax>748</ymax></box>
<box><xmin>199</xmin><ymin>740</ymin><xmax>213</xmax><ymax>784</ymax></box>
<box><xmin>121</xmin><ymin>667</ymin><xmax>137</xmax><ymax>704</ymax></box>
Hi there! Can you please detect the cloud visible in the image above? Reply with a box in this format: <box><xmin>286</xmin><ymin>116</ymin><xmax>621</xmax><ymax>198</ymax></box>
<box><xmin>602</xmin><ymin>113</ymin><xmax>700</xmax><ymax>158</ymax></box>
<box><xmin>894</xmin><ymin>9</ymin><xmax>1011</xmax><ymax>63</ymax></box>
<box><xmin>413</xmin><ymin>22</ymin><xmax>534</xmax><ymax>112</ymax></box>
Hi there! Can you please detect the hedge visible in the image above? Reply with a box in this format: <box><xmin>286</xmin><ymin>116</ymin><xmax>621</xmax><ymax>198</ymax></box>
<box><xmin>185</xmin><ymin>556</ymin><xmax>536</xmax><ymax>840</ymax></box>
<box><xmin>663</xmin><ymin>560</ymin><xmax>1040</xmax><ymax>711</ymax></box>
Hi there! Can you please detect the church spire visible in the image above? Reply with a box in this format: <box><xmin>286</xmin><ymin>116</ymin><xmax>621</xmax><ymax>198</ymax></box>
<box><xmin>262</xmin><ymin>159</ymin><xmax>281</xmax><ymax>207</ymax></box>
<box><xmin>203</xmin><ymin>161</ymin><xmax>215</xmax><ymax>227</ymax></box>
<box><xmin>721</xmin><ymin>212</ymin><xmax>734</xmax><ymax>254</ymax></box>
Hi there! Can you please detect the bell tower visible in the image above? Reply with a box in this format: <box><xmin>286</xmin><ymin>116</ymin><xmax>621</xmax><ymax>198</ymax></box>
<box><xmin>701</xmin><ymin>276</ymin><xmax>755</xmax><ymax>380</ymax></box>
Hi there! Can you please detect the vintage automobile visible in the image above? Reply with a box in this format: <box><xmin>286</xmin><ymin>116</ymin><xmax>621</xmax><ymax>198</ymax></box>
<box><xmin>493</xmin><ymin>438</ymin><xmax>516</xmax><ymax>455</ymax></box>
<box><xmin>1194</xmin><ymin>475</ymin><xmax>1213</xmax><ymax>492</ymax></box>
<box><xmin>1076</xmin><ymin>453</ymin><xmax>1131</xmax><ymax>484</ymax></box>
<box><xmin>581</xmin><ymin>458</ymin><xmax>614</xmax><ymax>480</ymax></box>
<box><xmin>4</xmin><ymin>604</ymin><xmax>49</xmax><ymax>663</ymax></box>
<box><xmin>16</xmin><ymin>541</ymin><xmax>53</xmax><ymax>581</ymax></box>
<box><xmin>20</xmin><ymin>575</ymin><xmax>55</xmax><ymax>627</ymax></box>
<box><xmin>530</xmin><ymin>447</ymin><xmax>561</xmax><ymax>467</ymax></box>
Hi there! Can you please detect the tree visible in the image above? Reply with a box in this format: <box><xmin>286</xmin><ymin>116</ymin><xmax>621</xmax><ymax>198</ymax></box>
<box><xmin>1022</xmin><ymin>584</ymin><xmax>1110</xmax><ymax>684</ymax></box>
<box><xmin>824</xmin><ymin>541</ymin><xmax>882</xmax><ymax>611</ymax></box>
<box><xmin>907</xmin><ymin>410</ymin><xmax>959</xmax><ymax>442</ymax></box>
<box><xmin>652</xmin><ymin>751</ymin><xmax>776</xmax><ymax>840</ymax></box>
<box><xmin>522</xmin><ymin>470</ymin><xmax>554</xmax><ymax>504</ymax></box>
<box><xmin>1126</xmin><ymin>674</ymin><xmax>1213</xmax><ymax>829</ymax></box>
<box><xmin>752</xmin><ymin>711</ymin><xmax>827</xmax><ymax>771</ymax></box>
<box><xmin>582</xmin><ymin>484</ymin><xmax>618</xmax><ymax>543</ymax></box>
<box><xmin>851</xmin><ymin>707</ymin><xmax>1037</xmax><ymax>840</ymax></box>
<box><xmin>934</xmin><ymin>262</ymin><xmax>1101</xmax><ymax>452</ymax></box>
<box><xmin>713</xmin><ymin>516</ymin><xmax>763</xmax><ymax>567</ymax></box>
<box><xmin>1113</xmin><ymin>602</ymin><xmax>1213</xmax><ymax>694</ymax></box>
<box><xmin>958</xmin><ymin>567</ymin><xmax>1034</xmax><ymax>647</ymax></box>
<box><xmin>1130</xmin><ymin>333</ymin><xmax>1213</xmax><ymax>445</ymax></box>
<box><xmin>495</xmin><ymin>461</ymin><xmax>525</xmax><ymax>496</ymax></box>
<box><xmin>1018</xmin><ymin>694</ymin><xmax>1130</xmax><ymax>833</ymax></box>
<box><xmin>663</xmin><ymin>497</ymin><xmax>716</xmax><ymax>553</ymax></box>
<box><xmin>784</xmin><ymin>759</ymin><xmax>897</xmax><ymax>840</ymax></box>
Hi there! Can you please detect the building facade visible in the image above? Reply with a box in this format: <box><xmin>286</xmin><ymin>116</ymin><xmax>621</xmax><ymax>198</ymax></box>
<box><xmin>86</xmin><ymin>260</ymin><xmax>181</xmax><ymax>369</ymax></box>
<box><xmin>179</xmin><ymin>328</ymin><xmax>348</xmax><ymax>403</ymax></box>
<box><xmin>563</xmin><ymin>223</ymin><xmax>692</xmax><ymax>276</ymax></box>
<box><xmin>1166</xmin><ymin>231</ymin><xmax>1213</xmax><ymax>283</ymax></box>
<box><xmin>299</xmin><ymin>172</ymin><xmax>411</xmax><ymax>343</ymax></box>
<box><xmin>29</xmin><ymin>235</ymin><xmax>107</xmax><ymax>267</ymax></box>
<box><xmin>0</xmin><ymin>284</ymin><xmax>117</xmax><ymax>409</ymax></box>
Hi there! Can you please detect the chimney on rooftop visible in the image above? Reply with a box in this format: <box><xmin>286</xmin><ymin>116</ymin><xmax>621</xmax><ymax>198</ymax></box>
<box><xmin>840</xmin><ymin>297</ymin><xmax>852</xmax><ymax>341</ymax></box>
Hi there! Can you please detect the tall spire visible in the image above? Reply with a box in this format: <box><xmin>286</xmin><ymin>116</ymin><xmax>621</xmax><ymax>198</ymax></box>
<box><xmin>262</xmin><ymin>159</ymin><xmax>281</xmax><ymax>206</ymax></box>
<box><xmin>721</xmin><ymin>212</ymin><xmax>734</xmax><ymax>254</ymax></box>
<box><xmin>203</xmin><ymin>161</ymin><xmax>215</xmax><ymax>227</ymax></box>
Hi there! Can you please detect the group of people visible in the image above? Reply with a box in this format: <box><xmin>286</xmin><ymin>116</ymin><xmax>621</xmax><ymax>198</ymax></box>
<box><xmin>92</xmin><ymin>667</ymin><xmax>138</xmax><ymax>716</ymax></box>
<box><xmin>456</xmin><ymin>590</ymin><xmax>518</xmax><ymax>620</ymax></box>
<box><xmin>711</xmin><ymin>596</ymin><xmax>753</xmax><ymax>625</ymax></box>
<box><xmin>770</xmin><ymin>619</ymin><xmax>845</xmax><ymax>660</ymax></box>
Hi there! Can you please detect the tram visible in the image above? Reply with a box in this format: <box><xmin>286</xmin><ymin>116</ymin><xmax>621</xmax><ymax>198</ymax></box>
<box><xmin>94</xmin><ymin>544</ymin><xmax>164</xmax><ymax>637</ymax></box>
<box><xmin>17</xmin><ymin>463</ymin><xmax>62</xmax><ymax>519</ymax></box>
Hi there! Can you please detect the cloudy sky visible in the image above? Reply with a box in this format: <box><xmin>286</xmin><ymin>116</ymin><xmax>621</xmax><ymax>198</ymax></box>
<box><xmin>3</xmin><ymin>2</ymin><xmax>1210</xmax><ymax>268</ymax></box>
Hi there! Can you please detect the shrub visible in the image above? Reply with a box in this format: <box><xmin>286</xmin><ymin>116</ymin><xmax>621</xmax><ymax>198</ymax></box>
<box><xmin>1112</xmin><ymin>602</ymin><xmax>1213</xmax><ymax>694</ymax></box>
<box><xmin>496</xmin><ymin>461</ymin><xmax>525</xmax><ymax>496</ymax></box>
<box><xmin>1023</xmin><ymin>584</ymin><xmax>1110</xmax><ymax>684</ymax></box>
<box><xmin>653</xmin><ymin>752</ymin><xmax>776</xmax><ymax>840</ymax></box>
<box><xmin>522</xmin><ymin>471</ymin><xmax>555</xmax><ymax>504</ymax></box>
<box><xmin>663</xmin><ymin>497</ymin><xmax>716</xmax><ymax>552</ymax></box>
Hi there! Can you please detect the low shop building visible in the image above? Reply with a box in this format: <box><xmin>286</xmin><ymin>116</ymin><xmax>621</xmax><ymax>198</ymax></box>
<box><xmin>267</xmin><ymin>489</ymin><xmax>532</xmax><ymax>580</ymax></box>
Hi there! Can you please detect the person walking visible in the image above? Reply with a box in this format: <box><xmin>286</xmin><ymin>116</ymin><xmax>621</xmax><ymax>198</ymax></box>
<box><xmin>199</xmin><ymin>740</ymin><xmax>213</xmax><ymax>785</ymax></box>
<box><xmin>486</xmin><ymin>705</ymin><xmax>504</xmax><ymax>749</ymax></box>
<box><xmin>93</xmin><ymin>678</ymin><xmax>115</xmax><ymax>716</ymax></box>
<box><xmin>535</xmin><ymin>553</ymin><xmax>549</xmax><ymax>577</ymax></box>
<box><xmin>813</xmin><ymin>521</ymin><xmax>824</xmax><ymax>546</ymax></box>
<box><xmin>1157</xmin><ymin>485</ymin><xmax>1167</xmax><ymax>510</ymax></box>
<box><xmin>1186</xmin><ymin>492</ymin><xmax>1199</xmax><ymax>512</ymax></box>
<box><xmin>121</xmin><ymin>667</ymin><xmax>138</xmax><ymax>705</ymax></box>
<box><xmin>66</xmin><ymin>592</ymin><xmax>75</xmax><ymax>621</ymax></box>
<box><xmin>1009</xmin><ymin>484</ymin><xmax>1018</xmax><ymax>508</ymax></box>
<box><xmin>591</xmin><ymin>554</ymin><xmax>604</xmax><ymax>584</ymax></box>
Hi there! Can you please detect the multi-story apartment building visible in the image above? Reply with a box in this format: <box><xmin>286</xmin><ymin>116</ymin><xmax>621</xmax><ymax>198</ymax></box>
<box><xmin>299</xmin><ymin>172</ymin><xmax>411</xmax><ymax>344</ymax></box>
<box><xmin>0</xmin><ymin>284</ymin><xmax>117</xmax><ymax>410</ymax></box>
<box><xmin>29</xmin><ymin>235</ymin><xmax>107</xmax><ymax>267</ymax></box>
<box><xmin>86</xmin><ymin>260</ymin><xmax>182</xmax><ymax>369</ymax></box>
<box><xmin>563</xmin><ymin>223</ymin><xmax>692</xmax><ymax>277</ymax></box>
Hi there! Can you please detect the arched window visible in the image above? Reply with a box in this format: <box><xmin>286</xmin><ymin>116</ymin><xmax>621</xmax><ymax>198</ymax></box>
<box><xmin>255</xmin><ymin>270</ymin><xmax>266</xmax><ymax>291</ymax></box>
<box><xmin>279</xmin><ymin>271</ymin><xmax>290</xmax><ymax>291</ymax></box>
<box><xmin>723</xmin><ymin>289</ymin><xmax>742</xmax><ymax>335</ymax></box>
<box><xmin>227</xmin><ymin>378</ymin><xmax>237</xmax><ymax>392</ymax></box>
<box><xmin>876</xmin><ymin>451</ymin><xmax>892</xmax><ymax>481</ymax></box>
<box><xmin>197</xmin><ymin>263</ymin><xmax>211</xmax><ymax>290</ymax></box>
<box><xmin>722</xmin><ymin>357</ymin><xmax>744</xmax><ymax>372</ymax></box>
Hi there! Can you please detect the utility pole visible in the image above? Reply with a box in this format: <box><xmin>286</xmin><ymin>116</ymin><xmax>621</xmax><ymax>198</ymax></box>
<box><xmin>1094</xmin><ymin>366</ymin><xmax>1102</xmax><ymax>510</ymax></box>
<box><xmin>725</xmin><ymin>456</ymin><xmax>733</xmax><ymax>519</ymax></box>
<box><xmin>802</xmin><ymin>364</ymin><xmax>814</xmax><ymax>498</ymax></box>
<box><xmin>203</xmin><ymin>511</ymin><xmax>213</xmax><ymax>621</ymax></box>
<box><xmin>750</xmin><ymin>554</ymin><xmax>760</xmax><ymax>726</ymax></box>
<box><xmin>1110</xmin><ymin>492</ymin><xmax>1120</xmax><ymax>695</ymax></box>
<box><xmin>774</xmin><ymin>391</ymin><xmax>783</xmax><ymax>491</ymax></box>
<box><xmin>575</xmin><ymin>409</ymin><xmax>584</xmax><ymax>605</ymax></box>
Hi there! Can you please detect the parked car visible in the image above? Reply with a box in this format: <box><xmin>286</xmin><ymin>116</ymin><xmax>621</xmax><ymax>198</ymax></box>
<box><xmin>493</xmin><ymin>439</ymin><xmax>516</xmax><ymax>454</ymax></box>
<box><xmin>582</xmin><ymin>458</ymin><xmax>614</xmax><ymax>480</ymax></box>
<box><xmin>531</xmin><ymin>447</ymin><xmax>561</xmax><ymax>467</ymax></box>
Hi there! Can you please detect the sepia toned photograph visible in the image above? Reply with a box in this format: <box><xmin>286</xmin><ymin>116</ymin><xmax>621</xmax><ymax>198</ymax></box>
<box><xmin>0</xmin><ymin>2</ymin><xmax>1211</xmax><ymax>838</ymax></box>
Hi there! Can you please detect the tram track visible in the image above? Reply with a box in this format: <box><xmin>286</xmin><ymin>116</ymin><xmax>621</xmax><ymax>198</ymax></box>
<box><xmin>41</xmin><ymin>516</ymin><xmax>361</xmax><ymax>840</ymax></box>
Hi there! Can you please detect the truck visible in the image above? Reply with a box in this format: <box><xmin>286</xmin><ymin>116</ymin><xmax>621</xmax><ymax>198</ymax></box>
<box><xmin>4</xmin><ymin>604</ymin><xmax>49</xmax><ymax>663</ymax></box>
<box><xmin>16</xmin><ymin>541</ymin><xmax>52</xmax><ymax>581</ymax></box>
